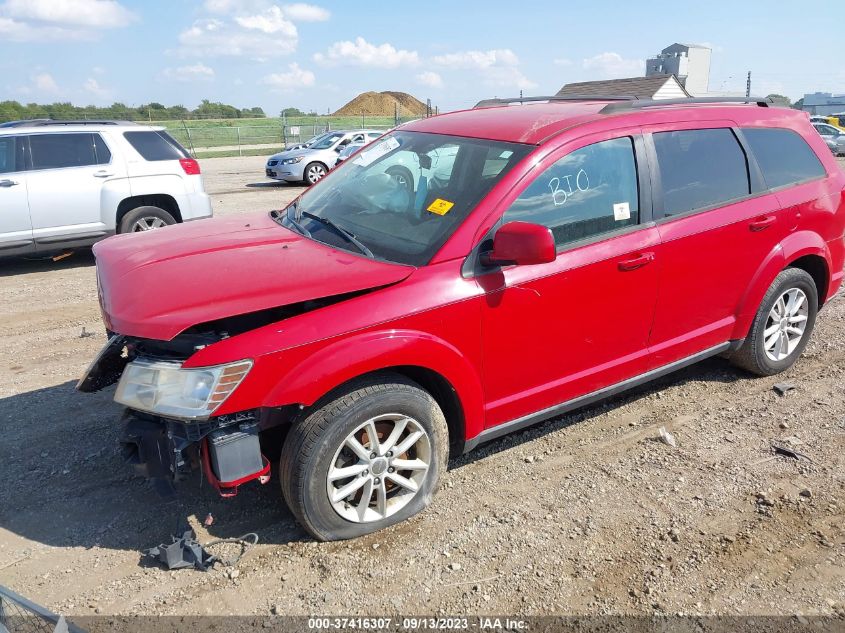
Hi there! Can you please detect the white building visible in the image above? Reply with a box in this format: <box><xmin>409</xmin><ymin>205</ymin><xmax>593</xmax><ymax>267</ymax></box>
<box><xmin>646</xmin><ymin>43</ymin><xmax>711</xmax><ymax>96</ymax></box>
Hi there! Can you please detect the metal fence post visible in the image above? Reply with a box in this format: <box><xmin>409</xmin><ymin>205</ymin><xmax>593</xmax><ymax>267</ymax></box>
<box><xmin>236</xmin><ymin>126</ymin><xmax>242</xmax><ymax>156</ymax></box>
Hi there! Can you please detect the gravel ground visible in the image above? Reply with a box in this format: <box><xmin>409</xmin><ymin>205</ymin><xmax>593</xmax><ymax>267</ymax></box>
<box><xmin>0</xmin><ymin>156</ymin><xmax>843</xmax><ymax>620</ymax></box>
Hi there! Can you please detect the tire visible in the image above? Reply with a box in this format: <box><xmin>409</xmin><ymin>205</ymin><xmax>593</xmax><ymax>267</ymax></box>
<box><xmin>731</xmin><ymin>268</ymin><xmax>818</xmax><ymax>376</ymax></box>
<box><xmin>385</xmin><ymin>165</ymin><xmax>414</xmax><ymax>194</ymax></box>
<box><xmin>279</xmin><ymin>373</ymin><xmax>449</xmax><ymax>541</ymax></box>
<box><xmin>118</xmin><ymin>206</ymin><xmax>177</xmax><ymax>234</ymax></box>
<box><xmin>303</xmin><ymin>162</ymin><xmax>328</xmax><ymax>185</ymax></box>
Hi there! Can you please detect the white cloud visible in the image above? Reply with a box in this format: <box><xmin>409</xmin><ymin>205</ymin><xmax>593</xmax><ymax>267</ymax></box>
<box><xmin>582</xmin><ymin>52</ymin><xmax>644</xmax><ymax>79</ymax></box>
<box><xmin>83</xmin><ymin>77</ymin><xmax>110</xmax><ymax>98</ymax></box>
<box><xmin>282</xmin><ymin>3</ymin><xmax>329</xmax><ymax>21</ymax></box>
<box><xmin>177</xmin><ymin>17</ymin><xmax>297</xmax><ymax>57</ymax></box>
<box><xmin>1</xmin><ymin>0</ymin><xmax>134</xmax><ymax>28</ymax></box>
<box><xmin>34</xmin><ymin>72</ymin><xmax>59</xmax><ymax>93</ymax></box>
<box><xmin>431</xmin><ymin>49</ymin><xmax>536</xmax><ymax>90</ymax></box>
<box><xmin>92</xmin><ymin>66</ymin><xmax>105</xmax><ymax>75</ymax></box>
<box><xmin>18</xmin><ymin>72</ymin><xmax>60</xmax><ymax>96</ymax></box>
<box><xmin>261</xmin><ymin>62</ymin><xmax>315</xmax><ymax>90</ymax></box>
<box><xmin>416</xmin><ymin>71</ymin><xmax>443</xmax><ymax>89</ymax></box>
<box><xmin>314</xmin><ymin>37</ymin><xmax>419</xmax><ymax>68</ymax></box>
<box><xmin>431</xmin><ymin>49</ymin><xmax>519</xmax><ymax>70</ymax></box>
<box><xmin>162</xmin><ymin>63</ymin><xmax>216</xmax><ymax>82</ymax></box>
<box><xmin>0</xmin><ymin>15</ymin><xmax>90</xmax><ymax>40</ymax></box>
<box><xmin>554</xmin><ymin>58</ymin><xmax>573</xmax><ymax>67</ymax></box>
<box><xmin>235</xmin><ymin>5</ymin><xmax>296</xmax><ymax>35</ymax></box>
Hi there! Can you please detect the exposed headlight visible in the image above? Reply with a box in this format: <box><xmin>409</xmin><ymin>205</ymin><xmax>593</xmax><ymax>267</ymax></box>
<box><xmin>114</xmin><ymin>359</ymin><xmax>252</xmax><ymax>420</ymax></box>
<box><xmin>281</xmin><ymin>156</ymin><xmax>304</xmax><ymax>165</ymax></box>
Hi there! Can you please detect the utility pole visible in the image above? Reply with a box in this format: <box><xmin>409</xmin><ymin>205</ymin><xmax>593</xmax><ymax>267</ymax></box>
<box><xmin>746</xmin><ymin>71</ymin><xmax>751</xmax><ymax>98</ymax></box>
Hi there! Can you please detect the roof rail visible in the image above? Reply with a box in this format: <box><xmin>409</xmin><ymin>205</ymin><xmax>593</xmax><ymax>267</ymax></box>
<box><xmin>0</xmin><ymin>119</ymin><xmax>140</xmax><ymax>127</ymax></box>
<box><xmin>600</xmin><ymin>96</ymin><xmax>774</xmax><ymax>114</ymax></box>
<box><xmin>474</xmin><ymin>95</ymin><xmax>638</xmax><ymax>108</ymax></box>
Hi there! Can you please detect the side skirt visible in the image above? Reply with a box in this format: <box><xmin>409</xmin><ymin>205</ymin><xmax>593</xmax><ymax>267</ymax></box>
<box><xmin>462</xmin><ymin>341</ymin><xmax>739</xmax><ymax>454</ymax></box>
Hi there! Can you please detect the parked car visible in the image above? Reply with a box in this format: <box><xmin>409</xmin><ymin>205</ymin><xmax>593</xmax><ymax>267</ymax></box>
<box><xmin>80</xmin><ymin>97</ymin><xmax>845</xmax><ymax>541</ymax></box>
<box><xmin>283</xmin><ymin>131</ymin><xmax>332</xmax><ymax>152</ymax></box>
<box><xmin>813</xmin><ymin>122</ymin><xmax>845</xmax><ymax>156</ymax></box>
<box><xmin>265</xmin><ymin>130</ymin><xmax>385</xmax><ymax>184</ymax></box>
<box><xmin>0</xmin><ymin>120</ymin><xmax>212</xmax><ymax>257</ymax></box>
<box><xmin>334</xmin><ymin>138</ymin><xmax>369</xmax><ymax>166</ymax></box>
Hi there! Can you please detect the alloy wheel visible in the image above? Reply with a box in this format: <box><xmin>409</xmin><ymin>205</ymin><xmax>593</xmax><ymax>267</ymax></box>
<box><xmin>307</xmin><ymin>164</ymin><xmax>327</xmax><ymax>183</ymax></box>
<box><xmin>131</xmin><ymin>217</ymin><xmax>168</xmax><ymax>231</ymax></box>
<box><xmin>326</xmin><ymin>413</ymin><xmax>432</xmax><ymax>523</ymax></box>
<box><xmin>763</xmin><ymin>287</ymin><xmax>809</xmax><ymax>361</ymax></box>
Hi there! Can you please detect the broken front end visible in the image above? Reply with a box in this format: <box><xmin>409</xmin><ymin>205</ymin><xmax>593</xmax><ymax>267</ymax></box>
<box><xmin>78</xmin><ymin>333</ymin><xmax>287</xmax><ymax>498</ymax></box>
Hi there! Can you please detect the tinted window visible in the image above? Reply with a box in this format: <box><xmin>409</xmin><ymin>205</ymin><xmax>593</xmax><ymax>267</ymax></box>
<box><xmin>504</xmin><ymin>137</ymin><xmax>639</xmax><ymax>248</ymax></box>
<box><xmin>0</xmin><ymin>136</ymin><xmax>17</xmax><ymax>173</ymax></box>
<box><xmin>28</xmin><ymin>133</ymin><xmax>111</xmax><ymax>170</ymax></box>
<box><xmin>743</xmin><ymin>128</ymin><xmax>826</xmax><ymax>189</ymax></box>
<box><xmin>124</xmin><ymin>130</ymin><xmax>188</xmax><ymax>161</ymax></box>
<box><xmin>653</xmin><ymin>128</ymin><xmax>750</xmax><ymax>216</ymax></box>
<box><xmin>93</xmin><ymin>134</ymin><xmax>111</xmax><ymax>164</ymax></box>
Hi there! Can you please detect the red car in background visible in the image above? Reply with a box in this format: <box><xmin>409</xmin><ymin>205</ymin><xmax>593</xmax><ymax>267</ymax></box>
<box><xmin>80</xmin><ymin>96</ymin><xmax>845</xmax><ymax>541</ymax></box>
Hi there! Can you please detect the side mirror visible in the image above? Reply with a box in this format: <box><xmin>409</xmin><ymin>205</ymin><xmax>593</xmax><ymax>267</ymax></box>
<box><xmin>482</xmin><ymin>221</ymin><xmax>556</xmax><ymax>267</ymax></box>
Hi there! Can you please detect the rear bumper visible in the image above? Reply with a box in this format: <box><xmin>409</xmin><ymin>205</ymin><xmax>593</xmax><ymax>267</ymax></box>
<box><xmin>181</xmin><ymin>192</ymin><xmax>213</xmax><ymax>221</ymax></box>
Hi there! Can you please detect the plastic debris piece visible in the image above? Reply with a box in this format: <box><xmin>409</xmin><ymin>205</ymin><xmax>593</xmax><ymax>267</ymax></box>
<box><xmin>773</xmin><ymin>382</ymin><xmax>796</xmax><ymax>396</ymax></box>
<box><xmin>658</xmin><ymin>426</ymin><xmax>677</xmax><ymax>447</ymax></box>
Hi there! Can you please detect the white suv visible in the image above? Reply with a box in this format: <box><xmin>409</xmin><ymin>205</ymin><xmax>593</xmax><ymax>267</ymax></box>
<box><xmin>0</xmin><ymin>120</ymin><xmax>213</xmax><ymax>257</ymax></box>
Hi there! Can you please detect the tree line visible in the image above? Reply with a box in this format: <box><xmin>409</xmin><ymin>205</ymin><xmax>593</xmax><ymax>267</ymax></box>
<box><xmin>0</xmin><ymin>99</ymin><xmax>266</xmax><ymax>123</ymax></box>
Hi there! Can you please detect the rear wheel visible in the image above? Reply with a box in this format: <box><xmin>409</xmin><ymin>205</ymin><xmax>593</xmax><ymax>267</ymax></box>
<box><xmin>304</xmin><ymin>162</ymin><xmax>328</xmax><ymax>185</ymax></box>
<box><xmin>279</xmin><ymin>373</ymin><xmax>448</xmax><ymax>541</ymax></box>
<box><xmin>118</xmin><ymin>206</ymin><xmax>176</xmax><ymax>234</ymax></box>
<box><xmin>731</xmin><ymin>268</ymin><xmax>818</xmax><ymax>376</ymax></box>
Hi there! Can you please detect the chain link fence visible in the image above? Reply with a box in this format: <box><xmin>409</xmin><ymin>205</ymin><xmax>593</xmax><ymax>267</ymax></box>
<box><xmin>164</xmin><ymin>116</ymin><xmax>421</xmax><ymax>158</ymax></box>
<box><xmin>0</xmin><ymin>585</ymin><xmax>85</xmax><ymax>633</ymax></box>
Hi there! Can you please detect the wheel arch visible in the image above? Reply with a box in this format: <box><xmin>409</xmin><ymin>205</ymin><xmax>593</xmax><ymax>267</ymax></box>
<box><xmin>732</xmin><ymin>232</ymin><xmax>831</xmax><ymax>340</ymax></box>
<box><xmin>116</xmin><ymin>194</ymin><xmax>182</xmax><ymax>231</ymax></box>
<box><xmin>255</xmin><ymin>330</ymin><xmax>484</xmax><ymax>451</ymax></box>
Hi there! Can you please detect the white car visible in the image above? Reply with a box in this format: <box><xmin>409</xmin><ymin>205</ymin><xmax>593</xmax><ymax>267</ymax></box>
<box><xmin>0</xmin><ymin>120</ymin><xmax>213</xmax><ymax>257</ymax></box>
<box><xmin>266</xmin><ymin>130</ymin><xmax>385</xmax><ymax>184</ymax></box>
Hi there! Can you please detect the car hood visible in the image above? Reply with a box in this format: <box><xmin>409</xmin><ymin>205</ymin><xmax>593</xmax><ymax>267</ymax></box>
<box><xmin>269</xmin><ymin>147</ymin><xmax>316</xmax><ymax>161</ymax></box>
<box><xmin>93</xmin><ymin>212</ymin><xmax>414</xmax><ymax>341</ymax></box>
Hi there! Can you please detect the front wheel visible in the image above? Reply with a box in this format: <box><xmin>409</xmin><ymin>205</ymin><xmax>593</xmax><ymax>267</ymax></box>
<box><xmin>304</xmin><ymin>162</ymin><xmax>327</xmax><ymax>185</ymax></box>
<box><xmin>279</xmin><ymin>374</ymin><xmax>449</xmax><ymax>541</ymax></box>
<box><xmin>731</xmin><ymin>267</ymin><xmax>818</xmax><ymax>376</ymax></box>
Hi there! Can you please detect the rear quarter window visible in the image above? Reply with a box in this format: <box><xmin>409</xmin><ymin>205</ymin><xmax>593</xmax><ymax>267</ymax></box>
<box><xmin>742</xmin><ymin>128</ymin><xmax>826</xmax><ymax>189</ymax></box>
<box><xmin>124</xmin><ymin>130</ymin><xmax>189</xmax><ymax>161</ymax></box>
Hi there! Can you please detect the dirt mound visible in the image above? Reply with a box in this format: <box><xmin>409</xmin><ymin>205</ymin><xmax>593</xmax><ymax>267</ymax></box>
<box><xmin>333</xmin><ymin>91</ymin><xmax>428</xmax><ymax>117</ymax></box>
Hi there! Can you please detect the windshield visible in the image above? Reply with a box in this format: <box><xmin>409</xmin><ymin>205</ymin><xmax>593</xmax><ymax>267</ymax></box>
<box><xmin>311</xmin><ymin>132</ymin><xmax>345</xmax><ymax>150</ymax></box>
<box><xmin>278</xmin><ymin>131</ymin><xmax>532</xmax><ymax>266</ymax></box>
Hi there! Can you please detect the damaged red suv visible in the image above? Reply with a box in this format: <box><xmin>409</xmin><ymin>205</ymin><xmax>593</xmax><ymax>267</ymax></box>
<box><xmin>79</xmin><ymin>96</ymin><xmax>845</xmax><ymax>541</ymax></box>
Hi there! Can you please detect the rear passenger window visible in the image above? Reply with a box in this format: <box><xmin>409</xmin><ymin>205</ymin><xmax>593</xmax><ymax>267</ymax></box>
<box><xmin>0</xmin><ymin>136</ymin><xmax>17</xmax><ymax>173</ymax></box>
<box><xmin>93</xmin><ymin>134</ymin><xmax>112</xmax><ymax>164</ymax></box>
<box><xmin>29</xmin><ymin>133</ymin><xmax>105</xmax><ymax>170</ymax></box>
<box><xmin>504</xmin><ymin>137</ymin><xmax>639</xmax><ymax>248</ymax></box>
<box><xmin>124</xmin><ymin>130</ymin><xmax>188</xmax><ymax>161</ymax></box>
<box><xmin>742</xmin><ymin>128</ymin><xmax>826</xmax><ymax>189</ymax></box>
<box><xmin>653</xmin><ymin>128</ymin><xmax>750</xmax><ymax>216</ymax></box>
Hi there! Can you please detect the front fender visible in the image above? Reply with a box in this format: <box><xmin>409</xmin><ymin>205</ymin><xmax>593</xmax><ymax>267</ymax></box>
<box><xmin>268</xmin><ymin>329</ymin><xmax>485</xmax><ymax>441</ymax></box>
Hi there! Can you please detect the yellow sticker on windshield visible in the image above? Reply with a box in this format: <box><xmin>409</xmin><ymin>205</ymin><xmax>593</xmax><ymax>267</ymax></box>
<box><xmin>427</xmin><ymin>198</ymin><xmax>454</xmax><ymax>215</ymax></box>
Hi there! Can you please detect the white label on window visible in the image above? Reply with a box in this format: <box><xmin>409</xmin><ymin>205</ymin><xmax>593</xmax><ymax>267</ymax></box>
<box><xmin>613</xmin><ymin>202</ymin><xmax>631</xmax><ymax>221</ymax></box>
<box><xmin>353</xmin><ymin>136</ymin><xmax>400</xmax><ymax>167</ymax></box>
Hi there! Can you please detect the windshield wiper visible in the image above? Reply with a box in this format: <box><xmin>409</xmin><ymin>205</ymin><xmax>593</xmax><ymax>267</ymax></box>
<box><xmin>300</xmin><ymin>211</ymin><xmax>375</xmax><ymax>259</ymax></box>
<box><xmin>284</xmin><ymin>202</ymin><xmax>311</xmax><ymax>237</ymax></box>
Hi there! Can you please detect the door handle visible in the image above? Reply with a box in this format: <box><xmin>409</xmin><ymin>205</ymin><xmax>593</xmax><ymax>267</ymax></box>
<box><xmin>0</xmin><ymin>179</ymin><xmax>19</xmax><ymax>187</ymax></box>
<box><xmin>93</xmin><ymin>170</ymin><xmax>114</xmax><ymax>178</ymax></box>
<box><xmin>617</xmin><ymin>251</ymin><xmax>655</xmax><ymax>271</ymax></box>
<box><xmin>749</xmin><ymin>215</ymin><xmax>776</xmax><ymax>231</ymax></box>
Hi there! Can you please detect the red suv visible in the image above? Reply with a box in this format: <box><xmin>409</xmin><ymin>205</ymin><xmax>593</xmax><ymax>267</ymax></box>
<box><xmin>80</xmin><ymin>97</ymin><xmax>845</xmax><ymax>541</ymax></box>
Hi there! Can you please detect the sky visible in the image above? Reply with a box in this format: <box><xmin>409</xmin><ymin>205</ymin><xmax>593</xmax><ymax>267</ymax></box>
<box><xmin>0</xmin><ymin>0</ymin><xmax>842</xmax><ymax>115</ymax></box>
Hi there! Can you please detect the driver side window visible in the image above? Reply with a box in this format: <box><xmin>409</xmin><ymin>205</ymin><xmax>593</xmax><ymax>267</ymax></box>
<box><xmin>504</xmin><ymin>137</ymin><xmax>640</xmax><ymax>248</ymax></box>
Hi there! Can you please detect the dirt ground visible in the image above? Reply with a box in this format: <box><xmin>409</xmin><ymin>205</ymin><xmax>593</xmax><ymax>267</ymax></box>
<box><xmin>1</xmin><ymin>156</ymin><xmax>844</xmax><ymax>621</ymax></box>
